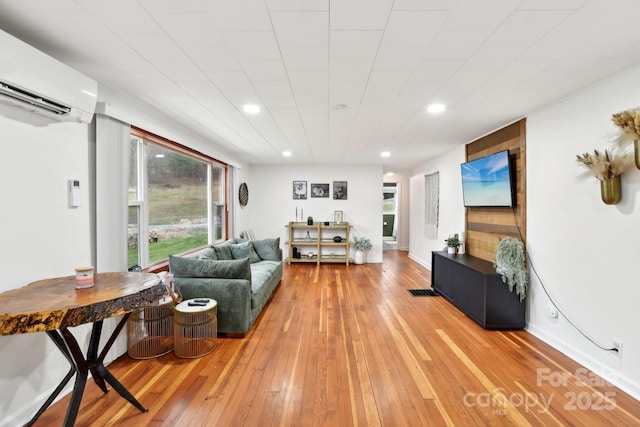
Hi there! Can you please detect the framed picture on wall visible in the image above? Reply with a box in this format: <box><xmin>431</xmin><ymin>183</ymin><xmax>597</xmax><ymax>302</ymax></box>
<box><xmin>293</xmin><ymin>181</ymin><xmax>307</xmax><ymax>199</ymax></box>
<box><xmin>310</xmin><ymin>183</ymin><xmax>330</xmax><ymax>198</ymax></box>
<box><xmin>333</xmin><ymin>181</ymin><xmax>347</xmax><ymax>200</ymax></box>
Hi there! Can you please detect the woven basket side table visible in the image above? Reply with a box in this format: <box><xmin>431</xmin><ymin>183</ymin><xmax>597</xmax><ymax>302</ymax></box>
<box><xmin>127</xmin><ymin>302</ymin><xmax>175</xmax><ymax>359</ymax></box>
<box><xmin>174</xmin><ymin>299</ymin><xmax>217</xmax><ymax>358</ymax></box>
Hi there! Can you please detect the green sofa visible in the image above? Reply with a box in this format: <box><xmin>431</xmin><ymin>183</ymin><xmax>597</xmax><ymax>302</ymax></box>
<box><xmin>169</xmin><ymin>238</ymin><xmax>283</xmax><ymax>335</ymax></box>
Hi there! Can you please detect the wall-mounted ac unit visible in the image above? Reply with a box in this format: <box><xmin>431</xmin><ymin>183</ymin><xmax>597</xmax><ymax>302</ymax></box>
<box><xmin>0</xmin><ymin>29</ymin><xmax>97</xmax><ymax>124</ymax></box>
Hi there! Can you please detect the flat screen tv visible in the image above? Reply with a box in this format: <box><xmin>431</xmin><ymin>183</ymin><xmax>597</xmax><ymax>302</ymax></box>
<box><xmin>460</xmin><ymin>150</ymin><xmax>514</xmax><ymax>207</ymax></box>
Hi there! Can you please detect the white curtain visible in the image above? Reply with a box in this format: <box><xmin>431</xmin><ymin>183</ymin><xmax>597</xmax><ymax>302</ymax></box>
<box><xmin>424</xmin><ymin>172</ymin><xmax>439</xmax><ymax>238</ymax></box>
<box><xmin>95</xmin><ymin>114</ymin><xmax>131</xmax><ymax>359</ymax></box>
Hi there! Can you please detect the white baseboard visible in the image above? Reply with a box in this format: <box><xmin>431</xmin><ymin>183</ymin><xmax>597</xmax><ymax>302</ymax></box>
<box><xmin>527</xmin><ymin>324</ymin><xmax>640</xmax><ymax>402</ymax></box>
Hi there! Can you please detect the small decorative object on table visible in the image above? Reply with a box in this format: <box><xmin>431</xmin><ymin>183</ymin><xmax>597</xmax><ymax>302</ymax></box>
<box><xmin>307</xmin><ymin>216</ymin><xmax>314</xmax><ymax>225</ymax></box>
<box><xmin>74</xmin><ymin>266</ymin><xmax>95</xmax><ymax>289</ymax></box>
<box><xmin>334</xmin><ymin>210</ymin><xmax>343</xmax><ymax>223</ymax></box>
<box><xmin>444</xmin><ymin>234</ymin><xmax>460</xmax><ymax>254</ymax></box>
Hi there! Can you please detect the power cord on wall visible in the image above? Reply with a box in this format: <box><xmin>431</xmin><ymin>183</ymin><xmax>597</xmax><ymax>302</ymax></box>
<box><xmin>511</xmin><ymin>208</ymin><xmax>618</xmax><ymax>353</ymax></box>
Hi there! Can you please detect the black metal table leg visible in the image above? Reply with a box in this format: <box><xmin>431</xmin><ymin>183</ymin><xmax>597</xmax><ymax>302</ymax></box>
<box><xmin>24</xmin><ymin>331</ymin><xmax>76</xmax><ymax>427</ymax></box>
<box><xmin>27</xmin><ymin>314</ymin><xmax>148</xmax><ymax>426</ymax></box>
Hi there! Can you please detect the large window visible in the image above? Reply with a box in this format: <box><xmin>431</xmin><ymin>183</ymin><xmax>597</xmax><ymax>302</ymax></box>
<box><xmin>128</xmin><ymin>128</ymin><xmax>227</xmax><ymax>269</ymax></box>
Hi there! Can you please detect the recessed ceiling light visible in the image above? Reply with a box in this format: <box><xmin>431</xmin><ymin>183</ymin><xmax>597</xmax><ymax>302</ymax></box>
<box><xmin>385</xmin><ymin>172</ymin><xmax>394</xmax><ymax>176</ymax></box>
<box><xmin>282</xmin><ymin>151</ymin><xmax>292</xmax><ymax>157</ymax></box>
<box><xmin>243</xmin><ymin>104</ymin><xmax>261</xmax><ymax>114</ymax></box>
<box><xmin>155</xmin><ymin>154</ymin><xmax>165</xmax><ymax>158</ymax></box>
<box><xmin>427</xmin><ymin>103</ymin><xmax>446</xmax><ymax>114</ymax></box>
<box><xmin>381</xmin><ymin>151</ymin><xmax>391</xmax><ymax>158</ymax></box>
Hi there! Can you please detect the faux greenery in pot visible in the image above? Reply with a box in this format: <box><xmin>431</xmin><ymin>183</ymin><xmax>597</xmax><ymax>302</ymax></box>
<box><xmin>352</xmin><ymin>236</ymin><xmax>372</xmax><ymax>252</ymax></box>
<box><xmin>494</xmin><ymin>237</ymin><xmax>528</xmax><ymax>302</ymax></box>
<box><xmin>444</xmin><ymin>234</ymin><xmax>460</xmax><ymax>248</ymax></box>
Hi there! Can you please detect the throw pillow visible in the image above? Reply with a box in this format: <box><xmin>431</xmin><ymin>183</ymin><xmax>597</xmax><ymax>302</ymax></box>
<box><xmin>193</xmin><ymin>246</ymin><xmax>217</xmax><ymax>261</ymax></box>
<box><xmin>252</xmin><ymin>238</ymin><xmax>281</xmax><ymax>261</ymax></box>
<box><xmin>213</xmin><ymin>242</ymin><xmax>233</xmax><ymax>260</ymax></box>
<box><xmin>230</xmin><ymin>240</ymin><xmax>261</xmax><ymax>263</ymax></box>
<box><xmin>169</xmin><ymin>255</ymin><xmax>251</xmax><ymax>281</ymax></box>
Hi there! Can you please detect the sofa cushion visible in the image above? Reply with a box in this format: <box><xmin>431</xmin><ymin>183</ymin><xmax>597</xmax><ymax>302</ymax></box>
<box><xmin>249</xmin><ymin>260</ymin><xmax>282</xmax><ymax>310</ymax></box>
<box><xmin>252</xmin><ymin>238</ymin><xmax>281</xmax><ymax>261</ymax></box>
<box><xmin>169</xmin><ymin>255</ymin><xmax>251</xmax><ymax>281</ymax></box>
<box><xmin>230</xmin><ymin>241</ymin><xmax>261</xmax><ymax>263</ymax></box>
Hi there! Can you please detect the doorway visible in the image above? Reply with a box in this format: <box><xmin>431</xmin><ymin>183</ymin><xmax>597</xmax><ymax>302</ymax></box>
<box><xmin>383</xmin><ymin>183</ymin><xmax>397</xmax><ymax>250</ymax></box>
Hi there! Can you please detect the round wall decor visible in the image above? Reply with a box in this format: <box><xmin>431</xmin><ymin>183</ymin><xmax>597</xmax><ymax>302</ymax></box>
<box><xmin>239</xmin><ymin>182</ymin><xmax>249</xmax><ymax>206</ymax></box>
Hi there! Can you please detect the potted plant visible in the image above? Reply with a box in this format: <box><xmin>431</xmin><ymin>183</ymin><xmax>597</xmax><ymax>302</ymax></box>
<box><xmin>444</xmin><ymin>234</ymin><xmax>460</xmax><ymax>254</ymax></box>
<box><xmin>352</xmin><ymin>235</ymin><xmax>372</xmax><ymax>264</ymax></box>
<box><xmin>307</xmin><ymin>216</ymin><xmax>313</xmax><ymax>225</ymax></box>
<box><xmin>494</xmin><ymin>237</ymin><xmax>528</xmax><ymax>302</ymax></box>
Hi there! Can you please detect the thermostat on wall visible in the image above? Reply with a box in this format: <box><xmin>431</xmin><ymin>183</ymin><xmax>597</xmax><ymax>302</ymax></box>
<box><xmin>69</xmin><ymin>179</ymin><xmax>80</xmax><ymax>207</ymax></box>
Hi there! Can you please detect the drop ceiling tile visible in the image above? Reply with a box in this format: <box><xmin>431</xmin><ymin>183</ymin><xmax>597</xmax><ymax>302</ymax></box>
<box><xmin>179</xmin><ymin>81</ymin><xmax>223</xmax><ymax>98</ymax></box>
<box><xmin>484</xmin><ymin>10</ymin><xmax>572</xmax><ymax>49</ymax></box>
<box><xmin>423</xmin><ymin>30</ymin><xmax>491</xmax><ymax>60</ymax></box>
<box><xmin>281</xmin><ymin>46</ymin><xmax>328</xmax><ymax>71</ymax></box>
<box><xmin>152</xmin><ymin>13</ymin><xmax>226</xmax><ymax>47</ymax></box>
<box><xmin>381</xmin><ymin>11</ymin><xmax>448</xmax><ymax>47</ymax></box>
<box><xmin>157</xmin><ymin>60</ymin><xmax>208</xmax><ymax>82</ymax></box>
<box><xmin>330</xmin><ymin>0</ymin><xmax>394</xmax><ymax>31</ymax></box>
<box><xmin>223</xmin><ymin>31</ymin><xmax>281</xmax><ymax>60</ymax></box>
<box><xmin>330</xmin><ymin>59</ymin><xmax>375</xmax><ymax>81</ymax></box>
<box><xmin>266</xmin><ymin>0</ymin><xmax>329</xmax><ymax>11</ymax></box>
<box><xmin>361</xmin><ymin>71</ymin><xmax>412</xmax><ymax>102</ymax></box>
<box><xmin>329</xmin><ymin>81</ymin><xmax>367</xmax><ymax>107</ymax></box>
<box><xmin>393</xmin><ymin>0</ymin><xmax>456</xmax><ymax>10</ymax></box>
<box><xmin>187</xmin><ymin>47</ymin><xmax>242</xmax><ymax>72</ymax></box>
<box><xmin>460</xmin><ymin>46</ymin><xmax>522</xmax><ymax>72</ymax></box>
<box><xmin>262</xmin><ymin>97</ymin><xmax>298</xmax><ymax>108</ymax></box>
<box><xmin>373</xmin><ymin>46</ymin><xmax>426</xmax><ymax>71</ymax></box>
<box><xmin>241</xmin><ymin>60</ymin><xmax>289</xmax><ymax>81</ymax></box>
<box><xmin>410</xmin><ymin>60</ymin><xmax>463</xmax><ymax>80</ymax></box>
<box><xmin>444</xmin><ymin>0</ymin><xmax>517</xmax><ymax>31</ymax></box>
<box><xmin>288</xmin><ymin>71</ymin><xmax>329</xmax><ymax>102</ymax></box>
<box><xmin>80</xmin><ymin>0</ymin><xmax>161</xmax><ymax>33</ymax></box>
<box><xmin>199</xmin><ymin>97</ymin><xmax>235</xmax><ymax>110</ymax></box>
<box><xmin>253</xmin><ymin>81</ymin><xmax>294</xmax><ymax>98</ymax></box>
<box><xmin>205</xmin><ymin>71</ymin><xmax>260</xmax><ymax>104</ymax></box>
<box><xmin>271</xmin><ymin>11</ymin><xmax>328</xmax><ymax>46</ymax></box>
<box><xmin>204</xmin><ymin>0</ymin><xmax>272</xmax><ymax>31</ymax></box>
<box><xmin>119</xmin><ymin>32</ymin><xmax>191</xmax><ymax>62</ymax></box>
<box><xmin>517</xmin><ymin>0</ymin><xmax>587</xmax><ymax>10</ymax></box>
<box><xmin>138</xmin><ymin>0</ymin><xmax>207</xmax><ymax>13</ymax></box>
<box><xmin>330</xmin><ymin>31</ymin><xmax>382</xmax><ymax>60</ymax></box>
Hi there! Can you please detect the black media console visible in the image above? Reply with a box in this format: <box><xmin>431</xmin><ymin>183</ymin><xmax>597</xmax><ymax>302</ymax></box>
<box><xmin>431</xmin><ymin>251</ymin><xmax>525</xmax><ymax>329</ymax></box>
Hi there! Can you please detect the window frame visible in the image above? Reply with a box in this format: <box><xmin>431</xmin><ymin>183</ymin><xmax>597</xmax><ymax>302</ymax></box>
<box><xmin>129</xmin><ymin>126</ymin><xmax>228</xmax><ymax>273</ymax></box>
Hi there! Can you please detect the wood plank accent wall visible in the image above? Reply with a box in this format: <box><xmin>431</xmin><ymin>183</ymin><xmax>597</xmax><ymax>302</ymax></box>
<box><xmin>465</xmin><ymin>119</ymin><xmax>526</xmax><ymax>263</ymax></box>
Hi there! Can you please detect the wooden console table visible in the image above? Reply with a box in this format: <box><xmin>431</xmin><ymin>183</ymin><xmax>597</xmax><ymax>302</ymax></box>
<box><xmin>0</xmin><ymin>272</ymin><xmax>166</xmax><ymax>426</ymax></box>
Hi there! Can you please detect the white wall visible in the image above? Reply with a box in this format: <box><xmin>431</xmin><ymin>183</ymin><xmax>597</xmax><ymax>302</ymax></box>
<box><xmin>0</xmin><ymin>86</ymin><xmax>254</xmax><ymax>426</ymax></box>
<box><xmin>526</xmin><ymin>65</ymin><xmax>640</xmax><ymax>399</ymax></box>
<box><xmin>0</xmin><ymin>105</ymin><xmax>94</xmax><ymax>425</ymax></box>
<box><xmin>408</xmin><ymin>146</ymin><xmax>466</xmax><ymax>268</ymax></box>
<box><xmin>406</xmin><ymin>66</ymin><xmax>640</xmax><ymax>401</ymax></box>
<box><xmin>247</xmin><ymin>164</ymin><xmax>383</xmax><ymax>262</ymax></box>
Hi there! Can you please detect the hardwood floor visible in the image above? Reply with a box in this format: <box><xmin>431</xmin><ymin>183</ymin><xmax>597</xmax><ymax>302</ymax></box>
<box><xmin>35</xmin><ymin>251</ymin><xmax>640</xmax><ymax>426</ymax></box>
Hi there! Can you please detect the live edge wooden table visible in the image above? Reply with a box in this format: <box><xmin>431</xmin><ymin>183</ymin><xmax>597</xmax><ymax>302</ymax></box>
<box><xmin>0</xmin><ymin>272</ymin><xmax>167</xmax><ymax>427</ymax></box>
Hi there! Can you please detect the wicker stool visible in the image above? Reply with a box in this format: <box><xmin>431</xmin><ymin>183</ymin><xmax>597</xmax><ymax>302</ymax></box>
<box><xmin>174</xmin><ymin>298</ymin><xmax>217</xmax><ymax>358</ymax></box>
<box><xmin>127</xmin><ymin>302</ymin><xmax>175</xmax><ymax>359</ymax></box>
